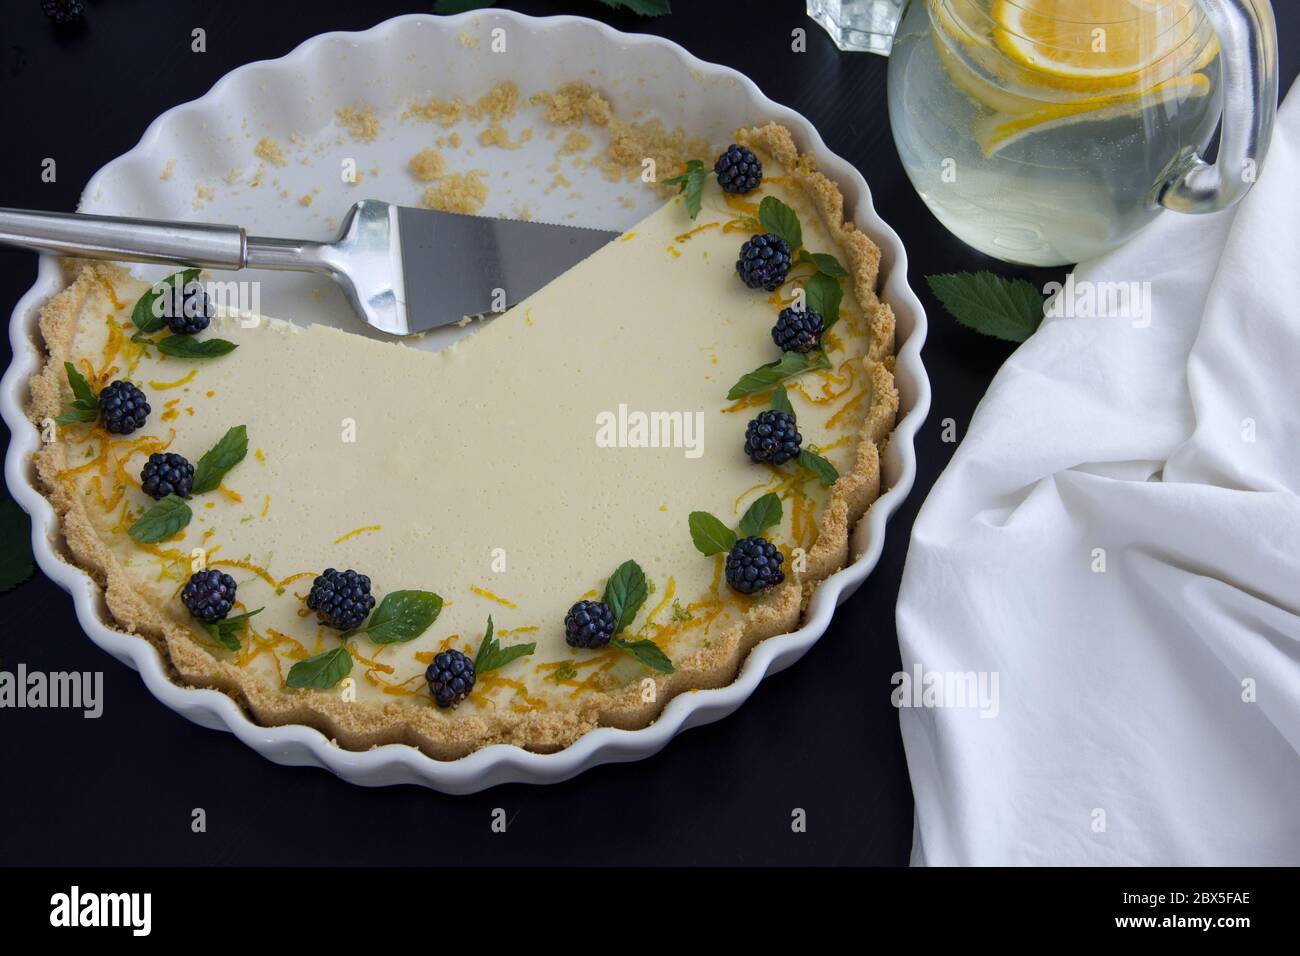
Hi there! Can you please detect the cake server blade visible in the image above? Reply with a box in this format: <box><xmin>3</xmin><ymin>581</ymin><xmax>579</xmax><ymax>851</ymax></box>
<box><xmin>0</xmin><ymin>200</ymin><xmax>621</xmax><ymax>336</ymax></box>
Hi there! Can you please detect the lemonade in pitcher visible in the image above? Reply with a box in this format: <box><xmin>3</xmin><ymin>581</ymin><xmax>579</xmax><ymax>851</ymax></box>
<box><xmin>888</xmin><ymin>0</ymin><xmax>1227</xmax><ymax>265</ymax></box>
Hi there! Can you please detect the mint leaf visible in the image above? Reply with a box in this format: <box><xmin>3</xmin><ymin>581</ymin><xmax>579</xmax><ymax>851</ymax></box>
<box><xmin>662</xmin><ymin>159</ymin><xmax>708</xmax><ymax>219</ymax></box>
<box><xmin>595</xmin><ymin>0</ymin><xmax>672</xmax><ymax>15</ymax></box>
<box><xmin>799</xmin><ymin>449</ymin><xmax>840</xmax><ymax>487</ymax></box>
<box><xmin>154</xmin><ymin>335</ymin><xmax>237</xmax><ymax>359</ymax></box>
<box><xmin>603</xmin><ymin>559</ymin><xmax>648</xmax><ymax>634</ymax></box>
<box><xmin>362</xmin><ymin>590</ymin><xmax>443</xmax><ymax>644</ymax></box>
<box><xmin>926</xmin><ymin>272</ymin><xmax>1044</xmax><ymax>343</ymax></box>
<box><xmin>737</xmin><ymin>492</ymin><xmax>782</xmax><ymax>538</ymax></box>
<box><xmin>127</xmin><ymin>494</ymin><xmax>192</xmax><ymax>543</ymax></box>
<box><xmin>205</xmin><ymin>607</ymin><xmax>263</xmax><ymax>652</ymax></box>
<box><xmin>132</xmin><ymin>269</ymin><xmax>200</xmax><ymax>334</ymax></box>
<box><xmin>190</xmin><ymin>425</ymin><xmax>248</xmax><ymax>495</ymax></box>
<box><xmin>688</xmin><ymin>511</ymin><xmax>737</xmax><ymax>556</ymax></box>
<box><xmin>798</xmin><ymin>250</ymin><xmax>849</xmax><ymax>278</ymax></box>
<box><xmin>770</xmin><ymin>383</ymin><xmax>794</xmax><ymax>416</ymax></box>
<box><xmin>727</xmin><ymin>349</ymin><xmax>831</xmax><ymax>400</ymax></box>
<box><xmin>474</xmin><ymin>615</ymin><xmax>536</xmax><ymax>674</ymax></box>
<box><xmin>56</xmin><ymin>362</ymin><xmax>99</xmax><ymax>424</ymax></box>
<box><xmin>286</xmin><ymin>646</ymin><xmax>353</xmax><ymax>690</ymax></box>
<box><xmin>0</xmin><ymin>497</ymin><xmax>34</xmax><ymax>593</ymax></box>
<box><xmin>804</xmin><ymin>272</ymin><xmax>843</xmax><ymax>330</ymax></box>
<box><xmin>758</xmin><ymin>196</ymin><xmax>802</xmax><ymax>250</ymax></box>
<box><xmin>611</xmin><ymin>637</ymin><xmax>675</xmax><ymax>673</ymax></box>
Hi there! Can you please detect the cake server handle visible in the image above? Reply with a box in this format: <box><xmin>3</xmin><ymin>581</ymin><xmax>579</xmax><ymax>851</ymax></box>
<box><xmin>0</xmin><ymin>207</ymin><xmax>252</xmax><ymax>269</ymax></box>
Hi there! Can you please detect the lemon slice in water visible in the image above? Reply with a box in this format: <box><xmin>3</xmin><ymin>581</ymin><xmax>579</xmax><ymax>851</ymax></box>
<box><xmin>991</xmin><ymin>0</ymin><xmax>1200</xmax><ymax>91</ymax></box>
<box><xmin>975</xmin><ymin>71</ymin><xmax>1210</xmax><ymax>155</ymax></box>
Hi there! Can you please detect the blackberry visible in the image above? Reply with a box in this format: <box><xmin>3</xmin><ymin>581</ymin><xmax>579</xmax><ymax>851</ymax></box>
<box><xmin>182</xmin><ymin>569</ymin><xmax>237</xmax><ymax>624</ymax></box>
<box><xmin>736</xmin><ymin>233</ymin><xmax>791</xmax><ymax>291</ymax></box>
<box><xmin>306</xmin><ymin>568</ymin><xmax>376</xmax><ymax>631</ymax></box>
<box><xmin>713</xmin><ymin>144</ymin><xmax>762</xmax><ymax>194</ymax></box>
<box><xmin>725</xmin><ymin>536</ymin><xmax>786</xmax><ymax>595</ymax></box>
<box><xmin>41</xmin><ymin>0</ymin><xmax>85</xmax><ymax>26</ymax></box>
<box><xmin>140</xmin><ymin>452</ymin><xmax>194</xmax><ymax>500</ymax></box>
<box><xmin>165</xmin><ymin>281</ymin><xmax>213</xmax><ymax>335</ymax></box>
<box><xmin>564</xmin><ymin>600</ymin><xmax>616</xmax><ymax>649</ymax></box>
<box><xmin>426</xmin><ymin>649</ymin><xmax>476</xmax><ymax>708</ymax></box>
<box><xmin>772</xmin><ymin>307</ymin><xmax>825</xmax><ymax>354</ymax></box>
<box><xmin>97</xmin><ymin>380</ymin><xmax>150</xmax><ymax>435</ymax></box>
<box><xmin>744</xmin><ymin>409</ymin><xmax>802</xmax><ymax>465</ymax></box>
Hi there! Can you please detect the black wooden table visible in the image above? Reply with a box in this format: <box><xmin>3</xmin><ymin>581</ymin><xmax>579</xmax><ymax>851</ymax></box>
<box><xmin>0</xmin><ymin>0</ymin><xmax>1294</xmax><ymax>866</ymax></box>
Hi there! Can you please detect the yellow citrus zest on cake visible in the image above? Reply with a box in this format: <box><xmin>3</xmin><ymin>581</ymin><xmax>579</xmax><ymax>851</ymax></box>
<box><xmin>469</xmin><ymin>585</ymin><xmax>518</xmax><ymax>608</ymax></box>
<box><xmin>149</xmin><ymin>369</ymin><xmax>197</xmax><ymax>390</ymax></box>
<box><xmin>333</xmin><ymin>524</ymin><xmax>382</xmax><ymax>544</ymax></box>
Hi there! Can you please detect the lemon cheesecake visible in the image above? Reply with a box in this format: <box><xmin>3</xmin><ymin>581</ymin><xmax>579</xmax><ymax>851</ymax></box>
<box><xmin>28</xmin><ymin>124</ymin><xmax>898</xmax><ymax>757</ymax></box>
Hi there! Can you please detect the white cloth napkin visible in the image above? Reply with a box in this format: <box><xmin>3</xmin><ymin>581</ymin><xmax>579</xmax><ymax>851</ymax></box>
<box><xmin>896</xmin><ymin>89</ymin><xmax>1300</xmax><ymax>865</ymax></box>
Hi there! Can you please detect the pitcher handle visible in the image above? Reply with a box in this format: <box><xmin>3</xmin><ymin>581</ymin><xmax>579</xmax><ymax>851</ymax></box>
<box><xmin>1155</xmin><ymin>0</ymin><xmax>1278</xmax><ymax>214</ymax></box>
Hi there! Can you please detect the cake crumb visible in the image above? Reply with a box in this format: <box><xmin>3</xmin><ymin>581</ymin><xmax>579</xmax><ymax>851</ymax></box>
<box><xmin>458</xmin><ymin>31</ymin><xmax>480</xmax><ymax>49</ymax></box>
<box><xmin>336</xmin><ymin>104</ymin><xmax>380</xmax><ymax>143</ymax></box>
<box><xmin>559</xmin><ymin>131</ymin><xmax>593</xmax><ymax>155</ymax></box>
<box><xmin>408</xmin><ymin>147</ymin><xmax>447</xmax><ymax>181</ymax></box>
<box><xmin>406</xmin><ymin>95</ymin><xmax>465</xmax><ymax>127</ymax></box>
<box><xmin>531</xmin><ymin>81</ymin><xmax>612</xmax><ymax>126</ymax></box>
<box><xmin>467</xmin><ymin>81</ymin><xmax>520</xmax><ymax>123</ymax></box>
<box><xmin>192</xmin><ymin>183</ymin><xmax>215</xmax><ymax>209</ymax></box>
<box><xmin>420</xmin><ymin>170</ymin><xmax>489</xmax><ymax>214</ymax></box>
<box><xmin>254</xmin><ymin>137</ymin><xmax>287</xmax><ymax>166</ymax></box>
<box><xmin>478</xmin><ymin>124</ymin><xmax>533</xmax><ymax>150</ymax></box>
<box><xmin>298</xmin><ymin>194</ymin><xmax>314</xmax><ymax>207</ymax></box>
<box><xmin>159</xmin><ymin>159</ymin><xmax>176</xmax><ymax>181</ymax></box>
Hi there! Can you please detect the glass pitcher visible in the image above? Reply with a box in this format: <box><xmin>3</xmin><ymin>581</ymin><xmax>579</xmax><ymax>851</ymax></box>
<box><xmin>811</xmin><ymin>0</ymin><xmax>1278</xmax><ymax>266</ymax></box>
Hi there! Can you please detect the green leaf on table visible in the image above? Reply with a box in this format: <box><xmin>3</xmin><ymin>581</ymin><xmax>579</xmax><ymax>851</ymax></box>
<box><xmin>662</xmin><ymin>159</ymin><xmax>708</xmax><ymax>218</ymax></box>
<box><xmin>127</xmin><ymin>494</ymin><xmax>192</xmax><ymax>543</ymax></box>
<box><xmin>737</xmin><ymin>492</ymin><xmax>782</xmax><ymax>538</ymax></box>
<box><xmin>190</xmin><ymin>425</ymin><xmax>248</xmax><ymax>495</ymax></box>
<box><xmin>926</xmin><ymin>271</ymin><xmax>1044</xmax><ymax>343</ymax></box>
<box><xmin>0</xmin><ymin>497</ymin><xmax>35</xmax><ymax>592</ymax></box>
<box><xmin>131</xmin><ymin>268</ymin><xmax>200</xmax><ymax>334</ymax></box>
<box><xmin>286</xmin><ymin>646</ymin><xmax>353</xmax><ymax>689</ymax></box>
<box><xmin>362</xmin><ymin>590</ymin><xmax>444</xmax><ymax>644</ymax></box>
<box><xmin>205</xmin><ymin>608</ymin><xmax>263</xmax><ymax>652</ymax></box>
<box><xmin>474</xmin><ymin>615</ymin><xmax>536</xmax><ymax>674</ymax></box>
<box><xmin>758</xmin><ymin>195</ymin><xmax>802</xmax><ymax>250</ymax></box>
<box><xmin>688</xmin><ymin>511</ymin><xmax>737</xmax><ymax>556</ymax></box>
<box><xmin>603</xmin><ymin>559</ymin><xmax>648</xmax><ymax>634</ymax></box>
<box><xmin>611</xmin><ymin>637</ymin><xmax>675</xmax><ymax>673</ymax></box>
<box><xmin>595</xmin><ymin>0</ymin><xmax>672</xmax><ymax>15</ymax></box>
<box><xmin>727</xmin><ymin>349</ymin><xmax>831</xmax><ymax>400</ymax></box>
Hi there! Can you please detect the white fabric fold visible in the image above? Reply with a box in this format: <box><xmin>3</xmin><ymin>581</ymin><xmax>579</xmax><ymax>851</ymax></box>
<box><xmin>898</xmin><ymin>90</ymin><xmax>1300</xmax><ymax>865</ymax></box>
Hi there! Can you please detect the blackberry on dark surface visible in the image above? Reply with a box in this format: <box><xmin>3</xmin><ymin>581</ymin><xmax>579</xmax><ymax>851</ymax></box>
<box><xmin>140</xmin><ymin>452</ymin><xmax>194</xmax><ymax>500</ymax></box>
<box><xmin>564</xmin><ymin>599</ymin><xmax>616</xmax><ymax>649</ymax></box>
<box><xmin>725</xmin><ymin>536</ymin><xmax>786</xmax><ymax>594</ymax></box>
<box><xmin>771</xmin><ymin>306</ymin><xmax>825</xmax><ymax>353</ymax></box>
<box><xmin>165</xmin><ymin>282</ymin><xmax>214</xmax><ymax>335</ymax></box>
<box><xmin>41</xmin><ymin>0</ymin><xmax>85</xmax><ymax>26</ymax></box>
<box><xmin>182</xmin><ymin>569</ymin><xmax>237</xmax><ymax>624</ymax></box>
<box><xmin>736</xmin><ymin>233</ymin><xmax>791</xmax><ymax>291</ymax></box>
<box><xmin>713</xmin><ymin>143</ymin><xmax>762</xmax><ymax>194</ymax></box>
<box><xmin>426</xmin><ymin>649</ymin><xmax>476</xmax><ymax>708</ymax></box>
<box><xmin>744</xmin><ymin>409</ymin><xmax>802</xmax><ymax>465</ymax></box>
<box><xmin>97</xmin><ymin>380</ymin><xmax>150</xmax><ymax>435</ymax></box>
<box><xmin>306</xmin><ymin>568</ymin><xmax>376</xmax><ymax>631</ymax></box>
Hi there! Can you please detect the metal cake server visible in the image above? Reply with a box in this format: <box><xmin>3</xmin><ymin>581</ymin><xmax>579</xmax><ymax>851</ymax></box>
<box><xmin>0</xmin><ymin>200</ymin><xmax>619</xmax><ymax>335</ymax></box>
